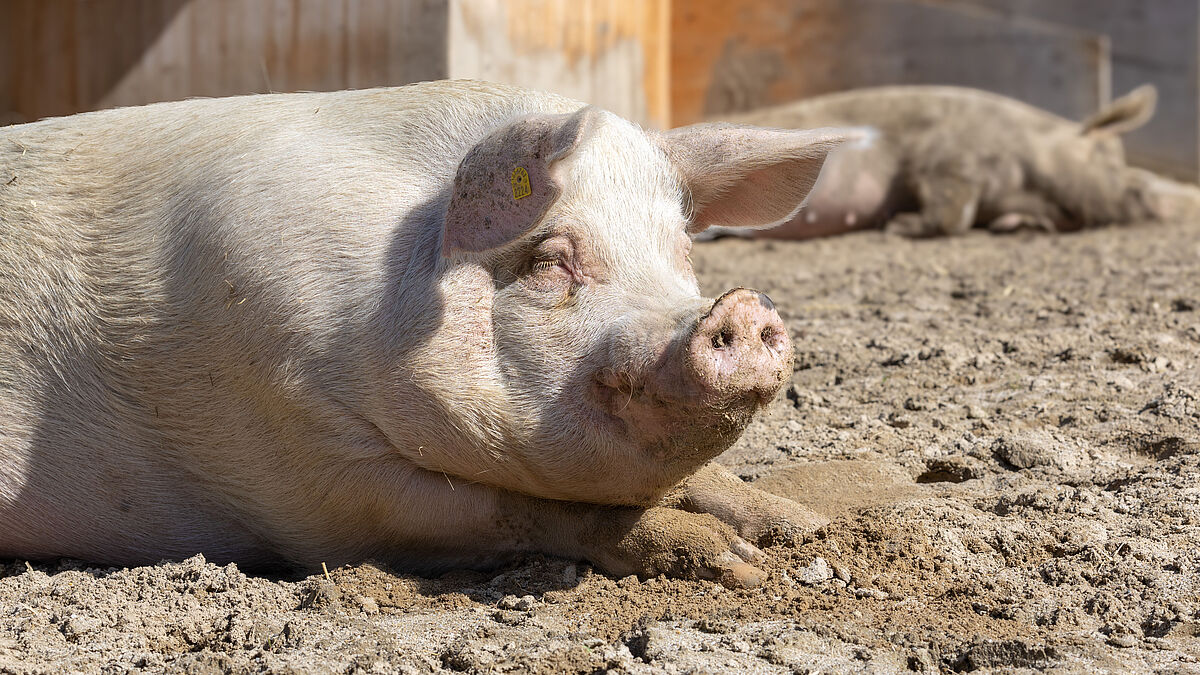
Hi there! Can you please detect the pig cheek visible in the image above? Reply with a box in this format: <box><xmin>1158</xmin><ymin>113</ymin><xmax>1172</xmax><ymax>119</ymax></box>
<box><xmin>438</xmin><ymin>266</ymin><xmax>499</xmax><ymax>365</ymax></box>
<box><xmin>522</xmin><ymin>269</ymin><xmax>574</xmax><ymax>298</ymax></box>
<box><xmin>681</xmin><ymin>262</ymin><xmax>699</xmax><ymax>288</ymax></box>
<box><xmin>678</xmin><ymin>241</ymin><xmax>698</xmax><ymax>285</ymax></box>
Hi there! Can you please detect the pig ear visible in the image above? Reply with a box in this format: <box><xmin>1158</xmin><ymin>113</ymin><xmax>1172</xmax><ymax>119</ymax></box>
<box><xmin>443</xmin><ymin>106</ymin><xmax>598</xmax><ymax>255</ymax></box>
<box><xmin>657</xmin><ymin>124</ymin><xmax>856</xmax><ymax>232</ymax></box>
<box><xmin>1081</xmin><ymin>85</ymin><xmax>1157</xmax><ymax>136</ymax></box>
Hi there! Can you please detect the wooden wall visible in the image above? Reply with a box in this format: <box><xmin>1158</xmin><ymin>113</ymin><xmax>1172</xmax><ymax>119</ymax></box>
<box><xmin>927</xmin><ymin>0</ymin><xmax>1200</xmax><ymax>180</ymax></box>
<box><xmin>669</xmin><ymin>0</ymin><xmax>1198</xmax><ymax>179</ymax></box>
<box><xmin>2</xmin><ymin>0</ymin><xmax>1197</xmax><ymax>178</ymax></box>
<box><xmin>671</xmin><ymin>0</ymin><xmax>1109</xmax><ymax>126</ymax></box>
<box><xmin>0</xmin><ymin>0</ymin><xmax>447</xmax><ymax>125</ymax></box>
<box><xmin>1</xmin><ymin>0</ymin><xmax>670</xmax><ymax>131</ymax></box>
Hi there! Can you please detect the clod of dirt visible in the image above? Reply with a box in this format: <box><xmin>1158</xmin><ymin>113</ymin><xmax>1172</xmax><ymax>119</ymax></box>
<box><xmin>755</xmin><ymin>459</ymin><xmax>924</xmax><ymax>518</ymax></box>
<box><xmin>916</xmin><ymin>456</ymin><xmax>980</xmax><ymax>483</ymax></box>
<box><xmin>297</xmin><ymin>579</ymin><xmax>341</xmax><ymax>612</ymax></box>
<box><xmin>994</xmin><ymin>432</ymin><xmax>1062</xmax><ymax>469</ymax></box>
<box><xmin>796</xmin><ymin>557</ymin><xmax>834</xmax><ymax>585</ymax></box>
<box><xmin>951</xmin><ymin>638</ymin><xmax>1060</xmax><ymax>671</ymax></box>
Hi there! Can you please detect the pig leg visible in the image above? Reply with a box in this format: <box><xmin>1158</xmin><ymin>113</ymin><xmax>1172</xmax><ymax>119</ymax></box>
<box><xmin>573</xmin><ymin>505</ymin><xmax>768</xmax><ymax>587</ymax></box>
<box><xmin>885</xmin><ymin>169</ymin><xmax>981</xmax><ymax>237</ymax></box>
<box><xmin>983</xmin><ymin>192</ymin><xmax>1066</xmax><ymax>233</ymax></box>
<box><xmin>658</xmin><ymin>463</ymin><xmax>828</xmax><ymax>547</ymax></box>
<box><xmin>368</xmin><ymin>467</ymin><xmax>768</xmax><ymax>587</ymax></box>
<box><xmin>987</xmin><ymin>212</ymin><xmax>1058</xmax><ymax>234</ymax></box>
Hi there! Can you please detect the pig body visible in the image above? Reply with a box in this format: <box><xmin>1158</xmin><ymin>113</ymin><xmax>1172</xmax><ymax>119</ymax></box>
<box><xmin>723</xmin><ymin>85</ymin><xmax>1200</xmax><ymax>239</ymax></box>
<box><xmin>0</xmin><ymin>81</ymin><xmax>838</xmax><ymax>583</ymax></box>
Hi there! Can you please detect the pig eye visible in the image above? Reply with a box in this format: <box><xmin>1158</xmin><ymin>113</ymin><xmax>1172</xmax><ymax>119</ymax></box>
<box><xmin>531</xmin><ymin>253</ymin><xmax>572</xmax><ymax>276</ymax></box>
<box><xmin>528</xmin><ymin>257</ymin><xmax>574</xmax><ymax>287</ymax></box>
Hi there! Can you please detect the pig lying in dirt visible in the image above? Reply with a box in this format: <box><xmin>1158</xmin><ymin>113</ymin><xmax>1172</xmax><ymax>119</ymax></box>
<box><xmin>0</xmin><ymin>80</ymin><xmax>850</xmax><ymax>586</ymax></box>
<box><xmin>719</xmin><ymin>84</ymin><xmax>1200</xmax><ymax>239</ymax></box>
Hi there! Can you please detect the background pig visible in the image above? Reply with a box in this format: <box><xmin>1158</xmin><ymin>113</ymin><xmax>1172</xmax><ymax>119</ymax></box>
<box><xmin>0</xmin><ymin>80</ymin><xmax>847</xmax><ymax>586</ymax></box>
<box><xmin>720</xmin><ymin>85</ymin><xmax>1200</xmax><ymax>239</ymax></box>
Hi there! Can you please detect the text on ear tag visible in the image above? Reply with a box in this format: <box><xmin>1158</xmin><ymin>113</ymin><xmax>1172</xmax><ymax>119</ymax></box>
<box><xmin>511</xmin><ymin>167</ymin><xmax>531</xmax><ymax>200</ymax></box>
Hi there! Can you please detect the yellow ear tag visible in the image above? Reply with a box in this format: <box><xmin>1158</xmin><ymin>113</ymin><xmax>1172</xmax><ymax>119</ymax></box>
<box><xmin>511</xmin><ymin>167</ymin><xmax>531</xmax><ymax>200</ymax></box>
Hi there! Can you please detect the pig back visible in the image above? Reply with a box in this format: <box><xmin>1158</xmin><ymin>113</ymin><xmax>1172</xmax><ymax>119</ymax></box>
<box><xmin>725</xmin><ymin>86</ymin><xmax>1073</xmax><ymax>143</ymax></box>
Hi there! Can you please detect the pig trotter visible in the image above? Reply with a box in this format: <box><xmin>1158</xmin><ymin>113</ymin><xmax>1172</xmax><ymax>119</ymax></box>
<box><xmin>987</xmin><ymin>212</ymin><xmax>1058</xmax><ymax>234</ymax></box>
<box><xmin>886</xmin><ymin>169</ymin><xmax>981</xmax><ymax>238</ymax></box>
<box><xmin>660</xmin><ymin>463</ymin><xmax>829</xmax><ymax>548</ymax></box>
<box><xmin>884</xmin><ymin>212</ymin><xmax>934</xmax><ymax>238</ymax></box>
<box><xmin>584</xmin><ymin>506</ymin><xmax>767</xmax><ymax>588</ymax></box>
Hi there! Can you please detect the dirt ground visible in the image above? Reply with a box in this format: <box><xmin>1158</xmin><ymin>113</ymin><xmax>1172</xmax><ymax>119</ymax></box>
<box><xmin>1</xmin><ymin>220</ymin><xmax>1198</xmax><ymax>674</ymax></box>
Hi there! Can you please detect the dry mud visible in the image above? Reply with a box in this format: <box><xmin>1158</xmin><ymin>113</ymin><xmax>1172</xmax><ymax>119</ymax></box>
<box><xmin>2</xmin><ymin>221</ymin><xmax>1199</xmax><ymax>674</ymax></box>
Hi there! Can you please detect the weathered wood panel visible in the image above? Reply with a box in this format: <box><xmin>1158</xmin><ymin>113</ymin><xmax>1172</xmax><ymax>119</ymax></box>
<box><xmin>447</xmin><ymin>0</ymin><xmax>671</xmax><ymax>130</ymax></box>
<box><xmin>0</xmin><ymin>1</ymin><xmax>187</xmax><ymax>124</ymax></box>
<box><xmin>0</xmin><ymin>0</ymin><xmax>447</xmax><ymax>125</ymax></box>
<box><xmin>671</xmin><ymin>0</ymin><xmax>1108</xmax><ymax>128</ymax></box>
<box><xmin>926</xmin><ymin>0</ymin><xmax>1199</xmax><ymax>179</ymax></box>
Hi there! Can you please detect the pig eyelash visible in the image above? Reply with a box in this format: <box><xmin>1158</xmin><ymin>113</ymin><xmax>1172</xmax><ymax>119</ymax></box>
<box><xmin>531</xmin><ymin>258</ymin><xmax>580</xmax><ymax>295</ymax></box>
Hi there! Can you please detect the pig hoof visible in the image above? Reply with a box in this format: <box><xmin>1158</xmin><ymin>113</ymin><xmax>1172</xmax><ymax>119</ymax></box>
<box><xmin>988</xmin><ymin>212</ymin><xmax>1056</xmax><ymax>234</ymax></box>
<box><xmin>740</xmin><ymin>494</ymin><xmax>830</xmax><ymax>548</ymax></box>
<box><xmin>663</xmin><ymin>464</ymin><xmax>828</xmax><ymax>549</ymax></box>
<box><xmin>599</xmin><ymin>507</ymin><xmax>767</xmax><ymax>588</ymax></box>
<box><xmin>884</xmin><ymin>213</ymin><xmax>936</xmax><ymax>238</ymax></box>
<box><xmin>717</xmin><ymin>551</ymin><xmax>766</xmax><ymax>588</ymax></box>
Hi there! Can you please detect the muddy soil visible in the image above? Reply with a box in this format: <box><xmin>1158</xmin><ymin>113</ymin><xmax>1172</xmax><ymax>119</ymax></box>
<box><xmin>2</xmin><ymin>221</ymin><xmax>1198</xmax><ymax>674</ymax></box>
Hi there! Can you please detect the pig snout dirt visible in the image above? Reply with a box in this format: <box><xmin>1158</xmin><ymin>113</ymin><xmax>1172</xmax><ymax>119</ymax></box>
<box><xmin>689</xmin><ymin>288</ymin><xmax>791</xmax><ymax>406</ymax></box>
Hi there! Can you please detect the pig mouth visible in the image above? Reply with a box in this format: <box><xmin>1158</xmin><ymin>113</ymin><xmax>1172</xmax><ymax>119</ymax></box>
<box><xmin>588</xmin><ymin>365</ymin><xmax>763</xmax><ymax>432</ymax></box>
<box><xmin>587</xmin><ymin>367</ymin><xmax>760</xmax><ymax>473</ymax></box>
<box><xmin>591</xmin><ymin>368</ymin><xmax>675</xmax><ymax>416</ymax></box>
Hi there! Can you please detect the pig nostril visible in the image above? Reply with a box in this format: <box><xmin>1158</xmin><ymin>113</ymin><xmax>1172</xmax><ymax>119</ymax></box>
<box><xmin>760</xmin><ymin>326</ymin><xmax>776</xmax><ymax>345</ymax></box>
<box><xmin>712</xmin><ymin>328</ymin><xmax>734</xmax><ymax>350</ymax></box>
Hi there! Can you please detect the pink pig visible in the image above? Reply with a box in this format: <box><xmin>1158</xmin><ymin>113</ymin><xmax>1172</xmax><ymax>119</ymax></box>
<box><xmin>0</xmin><ymin>81</ymin><xmax>850</xmax><ymax>586</ymax></box>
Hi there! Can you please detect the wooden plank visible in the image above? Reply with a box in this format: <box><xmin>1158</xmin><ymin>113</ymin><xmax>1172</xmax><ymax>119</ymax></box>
<box><xmin>448</xmin><ymin>0</ymin><xmax>671</xmax><ymax>129</ymax></box>
<box><xmin>671</xmin><ymin>0</ymin><xmax>1108</xmax><ymax>129</ymax></box>
<box><xmin>924</xmin><ymin>0</ymin><xmax>1200</xmax><ymax>179</ymax></box>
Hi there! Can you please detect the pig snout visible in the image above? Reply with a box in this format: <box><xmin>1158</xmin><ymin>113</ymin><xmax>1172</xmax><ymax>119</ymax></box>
<box><xmin>687</xmin><ymin>288</ymin><xmax>791</xmax><ymax>405</ymax></box>
<box><xmin>587</xmin><ymin>287</ymin><xmax>793</xmax><ymax>497</ymax></box>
